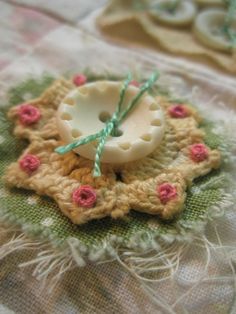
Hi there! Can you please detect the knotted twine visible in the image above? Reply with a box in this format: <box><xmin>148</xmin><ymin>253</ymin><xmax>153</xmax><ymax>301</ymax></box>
<box><xmin>55</xmin><ymin>72</ymin><xmax>159</xmax><ymax>177</ymax></box>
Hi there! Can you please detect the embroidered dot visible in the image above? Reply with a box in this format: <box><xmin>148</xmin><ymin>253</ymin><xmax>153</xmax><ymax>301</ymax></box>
<box><xmin>190</xmin><ymin>186</ymin><xmax>202</xmax><ymax>194</ymax></box>
<box><xmin>19</xmin><ymin>154</ymin><xmax>40</xmax><ymax>173</ymax></box>
<box><xmin>73</xmin><ymin>74</ymin><xmax>87</xmax><ymax>87</ymax></box>
<box><xmin>129</xmin><ymin>80</ymin><xmax>140</xmax><ymax>87</ymax></box>
<box><xmin>18</xmin><ymin>104</ymin><xmax>41</xmax><ymax>125</ymax></box>
<box><xmin>148</xmin><ymin>218</ymin><xmax>160</xmax><ymax>229</ymax></box>
<box><xmin>22</xmin><ymin>92</ymin><xmax>33</xmax><ymax>101</ymax></box>
<box><xmin>0</xmin><ymin>188</ymin><xmax>9</xmax><ymax>198</ymax></box>
<box><xmin>168</xmin><ymin>104</ymin><xmax>189</xmax><ymax>118</ymax></box>
<box><xmin>157</xmin><ymin>183</ymin><xmax>177</xmax><ymax>204</ymax></box>
<box><xmin>72</xmin><ymin>185</ymin><xmax>97</xmax><ymax>208</ymax></box>
<box><xmin>0</xmin><ymin>135</ymin><xmax>5</xmax><ymax>145</ymax></box>
<box><xmin>190</xmin><ymin>143</ymin><xmax>209</xmax><ymax>162</ymax></box>
<box><xmin>41</xmin><ymin>217</ymin><xmax>54</xmax><ymax>227</ymax></box>
<box><xmin>27</xmin><ymin>195</ymin><xmax>39</xmax><ymax>205</ymax></box>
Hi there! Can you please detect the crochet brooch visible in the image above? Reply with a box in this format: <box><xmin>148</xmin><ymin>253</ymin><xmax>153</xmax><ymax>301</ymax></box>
<box><xmin>4</xmin><ymin>73</ymin><xmax>221</xmax><ymax>225</ymax></box>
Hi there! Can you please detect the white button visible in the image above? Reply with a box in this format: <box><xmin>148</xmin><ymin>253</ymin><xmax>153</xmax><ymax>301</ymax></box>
<box><xmin>56</xmin><ymin>81</ymin><xmax>165</xmax><ymax>163</ymax></box>
<box><xmin>194</xmin><ymin>9</ymin><xmax>236</xmax><ymax>52</ymax></box>
<box><xmin>150</xmin><ymin>0</ymin><xmax>197</xmax><ymax>26</ymax></box>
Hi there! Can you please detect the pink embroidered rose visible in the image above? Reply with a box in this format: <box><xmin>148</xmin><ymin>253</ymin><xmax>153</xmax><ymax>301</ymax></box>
<box><xmin>129</xmin><ymin>80</ymin><xmax>140</xmax><ymax>87</ymax></box>
<box><xmin>157</xmin><ymin>183</ymin><xmax>177</xmax><ymax>204</ymax></box>
<box><xmin>72</xmin><ymin>185</ymin><xmax>97</xmax><ymax>208</ymax></box>
<box><xmin>18</xmin><ymin>104</ymin><xmax>41</xmax><ymax>125</ymax></box>
<box><xmin>190</xmin><ymin>143</ymin><xmax>209</xmax><ymax>162</ymax></box>
<box><xmin>19</xmin><ymin>154</ymin><xmax>40</xmax><ymax>173</ymax></box>
<box><xmin>168</xmin><ymin>104</ymin><xmax>189</xmax><ymax>118</ymax></box>
<box><xmin>73</xmin><ymin>74</ymin><xmax>87</xmax><ymax>86</ymax></box>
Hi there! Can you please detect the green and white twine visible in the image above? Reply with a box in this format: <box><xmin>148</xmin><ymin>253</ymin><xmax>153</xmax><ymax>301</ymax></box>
<box><xmin>55</xmin><ymin>72</ymin><xmax>159</xmax><ymax>177</ymax></box>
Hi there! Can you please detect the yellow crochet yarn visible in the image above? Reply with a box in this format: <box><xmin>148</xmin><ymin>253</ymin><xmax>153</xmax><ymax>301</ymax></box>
<box><xmin>4</xmin><ymin>78</ymin><xmax>221</xmax><ymax>224</ymax></box>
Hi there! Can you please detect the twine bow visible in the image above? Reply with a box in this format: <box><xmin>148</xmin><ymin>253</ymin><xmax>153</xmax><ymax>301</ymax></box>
<box><xmin>55</xmin><ymin>72</ymin><xmax>159</xmax><ymax>177</ymax></box>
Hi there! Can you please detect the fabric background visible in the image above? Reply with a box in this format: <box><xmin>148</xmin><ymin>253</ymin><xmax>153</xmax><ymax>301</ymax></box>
<box><xmin>0</xmin><ymin>1</ymin><xmax>236</xmax><ymax>313</ymax></box>
<box><xmin>0</xmin><ymin>75</ymin><xmax>226</xmax><ymax>256</ymax></box>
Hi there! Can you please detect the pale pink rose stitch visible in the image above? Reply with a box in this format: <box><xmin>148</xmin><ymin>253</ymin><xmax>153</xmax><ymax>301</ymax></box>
<box><xmin>129</xmin><ymin>80</ymin><xmax>140</xmax><ymax>87</ymax></box>
<box><xmin>168</xmin><ymin>104</ymin><xmax>189</xmax><ymax>118</ymax></box>
<box><xmin>157</xmin><ymin>183</ymin><xmax>177</xmax><ymax>204</ymax></box>
<box><xmin>72</xmin><ymin>185</ymin><xmax>97</xmax><ymax>208</ymax></box>
<box><xmin>73</xmin><ymin>74</ymin><xmax>87</xmax><ymax>86</ymax></box>
<box><xmin>18</xmin><ymin>104</ymin><xmax>41</xmax><ymax>125</ymax></box>
<box><xmin>19</xmin><ymin>154</ymin><xmax>41</xmax><ymax>173</ymax></box>
<box><xmin>190</xmin><ymin>143</ymin><xmax>209</xmax><ymax>162</ymax></box>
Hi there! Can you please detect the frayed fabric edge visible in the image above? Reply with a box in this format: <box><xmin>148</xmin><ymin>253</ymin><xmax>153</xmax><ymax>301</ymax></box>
<box><xmin>0</xmin><ymin>115</ymin><xmax>236</xmax><ymax>297</ymax></box>
<box><xmin>0</xmin><ymin>187</ymin><xmax>234</xmax><ymax>294</ymax></box>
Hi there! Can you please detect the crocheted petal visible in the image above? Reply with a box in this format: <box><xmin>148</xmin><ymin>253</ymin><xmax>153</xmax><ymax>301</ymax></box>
<box><xmin>119</xmin><ymin>172</ymin><xmax>187</xmax><ymax>220</ymax></box>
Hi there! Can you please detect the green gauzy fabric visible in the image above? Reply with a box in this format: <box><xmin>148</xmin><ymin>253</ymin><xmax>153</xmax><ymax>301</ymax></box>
<box><xmin>0</xmin><ymin>75</ymin><xmax>226</xmax><ymax>254</ymax></box>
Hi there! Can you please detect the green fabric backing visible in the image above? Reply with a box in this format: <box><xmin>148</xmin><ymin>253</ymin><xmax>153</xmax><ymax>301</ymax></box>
<box><xmin>0</xmin><ymin>76</ymin><xmax>225</xmax><ymax>248</ymax></box>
